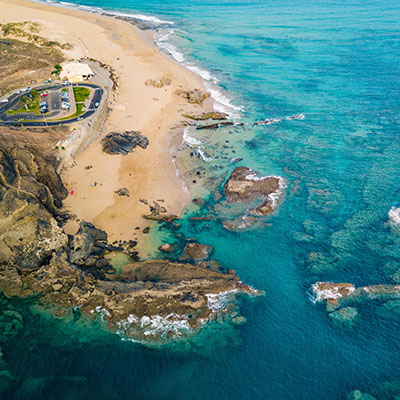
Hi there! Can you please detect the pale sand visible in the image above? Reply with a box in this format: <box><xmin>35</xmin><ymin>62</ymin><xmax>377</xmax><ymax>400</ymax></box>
<box><xmin>0</xmin><ymin>0</ymin><xmax>211</xmax><ymax>254</ymax></box>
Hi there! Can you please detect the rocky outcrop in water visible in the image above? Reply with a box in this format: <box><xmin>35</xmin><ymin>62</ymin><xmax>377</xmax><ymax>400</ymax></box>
<box><xmin>183</xmin><ymin>242</ymin><xmax>213</xmax><ymax>261</ymax></box>
<box><xmin>219</xmin><ymin>167</ymin><xmax>284</xmax><ymax>231</ymax></box>
<box><xmin>196</xmin><ymin>121</ymin><xmax>234</xmax><ymax>130</ymax></box>
<box><xmin>183</xmin><ymin>112</ymin><xmax>228</xmax><ymax>121</ymax></box>
<box><xmin>101</xmin><ymin>131</ymin><xmax>149</xmax><ymax>155</ymax></box>
<box><xmin>312</xmin><ymin>281</ymin><xmax>400</xmax><ymax>326</ymax></box>
<box><xmin>0</xmin><ymin>127</ymin><xmax>259</xmax><ymax>343</ymax></box>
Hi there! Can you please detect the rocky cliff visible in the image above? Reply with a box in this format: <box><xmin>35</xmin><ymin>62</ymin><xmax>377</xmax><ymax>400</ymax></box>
<box><xmin>0</xmin><ymin>127</ymin><xmax>259</xmax><ymax>343</ymax></box>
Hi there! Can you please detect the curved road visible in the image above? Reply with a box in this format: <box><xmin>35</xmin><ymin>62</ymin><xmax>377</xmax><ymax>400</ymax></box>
<box><xmin>0</xmin><ymin>83</ymin><xmax>104</xmax><ymax>127</ymax></box>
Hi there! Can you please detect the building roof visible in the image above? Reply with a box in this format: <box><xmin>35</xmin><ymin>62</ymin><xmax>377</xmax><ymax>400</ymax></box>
<box><xmin>60</xmin><ymin>62</ymin><xmax>94</xmax><ymax>81</ymax></box>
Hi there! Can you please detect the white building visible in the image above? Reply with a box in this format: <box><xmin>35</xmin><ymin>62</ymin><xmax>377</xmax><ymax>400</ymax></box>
<box><xmin>60</xmin><ymin>62</ymin><xmax>94</xmax><ymax>82</ymax></box>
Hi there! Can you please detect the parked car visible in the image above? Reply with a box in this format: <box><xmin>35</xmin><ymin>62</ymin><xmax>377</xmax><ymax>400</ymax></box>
<box><xmin>94</xmin><ymin>102</ymin><xmax>99</xmax><ymax>108</ymax></box>
<box><xmin>40</xmin><ymin>92</ymin><xmax>48</xmax><ymax>97</ymax></box>
<box><xmin>61</xmin><ymin>102</ymin><xmax>70</xmax><ymax>109</ymax></box>
<box><xmin>39</xmin><ymin>101</ymin><xmax>47</xmax><ymax>106</ymax></box>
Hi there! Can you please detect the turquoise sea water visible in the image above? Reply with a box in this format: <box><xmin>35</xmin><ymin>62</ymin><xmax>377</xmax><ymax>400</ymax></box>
<box><xmin>3</xmin><ymin>0</ymin><xmax>400</xmax><ymax>398</ymax></box>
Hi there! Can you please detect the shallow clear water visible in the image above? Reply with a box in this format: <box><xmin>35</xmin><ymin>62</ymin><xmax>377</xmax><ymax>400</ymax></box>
<box><xmin>3</xmin><ymin>0</ymin><xmax>400</xmax><ymax>398</ymax></box>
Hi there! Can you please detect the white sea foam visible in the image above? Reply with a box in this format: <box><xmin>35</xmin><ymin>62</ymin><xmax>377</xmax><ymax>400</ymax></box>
<box><xmin>186</xmin><ymin>64</ymin><xmax>216</xmax><ymax>82</ymax></box>
<box><xmin>311</xmin><ymin>282</ymin><xmax>355</xmax><ymax>303</ymax></box>
<box><xmin>91</xmin><ymin>306</ymin><xmax>111</xmax><ymax>322</ymax></box>
<box><xmin>204</xmin><ymin>82</ymin><xmax>243</xmax><ymax>116</ymax></box>
<box><xmin>182</xmin><ymin>127</ymin><xmax>201</xmax><ymax>146</ymax></box>
<box><xmin>286</xmin><ymin>113</ymin><xmax>305</xmax><ymax>121</ymax></box>
<box><xmin>389</xmin><ymin>207</ymin><xmax>400</xmax><ymax>225</ymax></box>
<box><xmin>106</xmin><ymin>10</ymin><xmax>174</xmax><ymax>25</ymax></box>
<box><xmin>156</xmin><ymin>40</ymin><xmax>185</xmax><ymax>63</ymax></box>
<box><xmin>197</xmin><ymin>148</ymin><xmax>212</xmax><ymax>162</ymax></box>
<box><xmin>116</xmin><ymin>313</ymin><xmax>192</xmax><ymax>338</ymax></box>
<box><xmin>206</xmin><ymin>290</ymin><xmax>238</xmax><ymax>311</ymax></box>
<box><xmin>154</xmin><ymin>29</ymin><xmax>243</xmax><ymax>117</ymax></box>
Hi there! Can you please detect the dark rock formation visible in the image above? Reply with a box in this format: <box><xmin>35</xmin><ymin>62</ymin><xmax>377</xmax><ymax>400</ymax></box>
<box><xmin>101</xmin><ymin>131</ymin><xmax>149</xmax><ymax>155</ymax></box>
<box><xmin>196</xmin><ymin>121</ymin><xmax>234</xmax><ymax>130</ymax></box>
<box><xmin>69</xmin><ymin>221</ymin><xmax>109</xmax><ymax>267</ymax></box>
<box><xmin>114</xmin><ymin>187</ymin><xmax>130</xmax><ymax>197</ymax></box>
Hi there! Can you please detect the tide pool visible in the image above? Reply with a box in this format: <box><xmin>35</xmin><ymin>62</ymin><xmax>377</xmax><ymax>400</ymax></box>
<box><xmin>3</xmin><ymin>0</ymin><xmax>400</xmax><ymax>398</ymax></box>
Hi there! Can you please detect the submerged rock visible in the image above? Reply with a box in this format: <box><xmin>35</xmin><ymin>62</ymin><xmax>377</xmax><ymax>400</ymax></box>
<box><xmin>101</xmin><ymin>131</ymin><xmax>149</xmax><ymax>155</ymax></box>
<box><xmin>346</xmin><ymin>390</ymin><xmax>377</xmax><ymax>400</ymax></box>
<box><xmin>231</xmin><ymin>316</ymin><xmax>247</xmax><ymax>325</ymax></box>
<box><xmin>329</xmin><ymin>307</ymin><xmax>358</xmax><ymax>326</ymax></box>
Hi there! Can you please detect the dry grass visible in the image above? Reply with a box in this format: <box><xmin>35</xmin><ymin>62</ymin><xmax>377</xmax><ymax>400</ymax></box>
<box><xmin>0</xmin><ymin>22</ymin><xmax>68</xmax><ymax>96</ymax></box>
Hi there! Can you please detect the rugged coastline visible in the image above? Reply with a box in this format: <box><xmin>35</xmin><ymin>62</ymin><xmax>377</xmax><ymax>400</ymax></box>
<box><xmin>0</xmin><ymin>0</ymin><xmax>265</xmax><ymax>345</ymax></box>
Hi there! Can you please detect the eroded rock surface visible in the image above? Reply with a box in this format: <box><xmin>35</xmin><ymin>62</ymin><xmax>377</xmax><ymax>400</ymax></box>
<box><xmin>101</xmin><ymin>131</ymin><xmax>149</xmax><ymax>155</ymax></box>
<box><xmin>175</xmin><ymin>88</ymin><xmax>210</xmax><ymax>104</ymax></box>
<box><xmin>219</xmin><ymin>167</ymin><xmax>284</xmax><ymax>231</ymax></box>
<box><xmin>183</xmin><ymin>242</ymin><xmax>213</xmax><ymax>261</ymax></box>
<box><xmin>183</xmin><ymin>112</ymin><xmax>228</xmax><ymax>121</ymax></box>
<box><xmin>0</xmin><ymin>127</ymin><xmax>260</xmax><ymax>343</ymax></box>
<box><xmin>145</xmin><ymin>78</ymin><xmax>171</xmax><ymax>88</ymax></box>
<box><xmin>312</xmin><ymin>281</ymin><xmax>400</xmax><ymax>323</ymax></box>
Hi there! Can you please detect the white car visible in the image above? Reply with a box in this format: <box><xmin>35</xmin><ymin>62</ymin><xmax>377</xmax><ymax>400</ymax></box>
<box><xmin>94</xmin><ymin>102</ymin><xmax>99</xmax><ymax>107</ymax></box>
<box><xmin>61</xmin><ymin>102</ymin><xmax>70</xmax><ymax>109</ymax></box>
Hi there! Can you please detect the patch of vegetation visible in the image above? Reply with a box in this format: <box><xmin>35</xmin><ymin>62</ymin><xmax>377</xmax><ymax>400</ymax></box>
<box><xmin>55</xmin><ymin>104</ymin><xmax>85</xmax><ymax>121</ymax></box>
<box><xmin>51</xmin><ymin>64</ymin><xmax>62</xmax><ymax>77</ymax></box>
<box><xmin>6</xmin><ymin>90</ymin><xmax>44</xmax><ymax>115</ymax></box>
<box><xmin>73</xmin><ymin>87</ymin><xmax>90</xmax><ymax>103</ymax></box>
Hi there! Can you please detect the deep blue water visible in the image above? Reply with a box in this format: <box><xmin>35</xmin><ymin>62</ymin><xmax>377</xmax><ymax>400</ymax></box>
<box><xmin>3</xmin><ymin>0</ymin><xmax>400</xmax><ymax>398</ymax></box>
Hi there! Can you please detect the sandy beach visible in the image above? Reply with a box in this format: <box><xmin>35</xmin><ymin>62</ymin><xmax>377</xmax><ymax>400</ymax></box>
<box><xmin>0</xmin><ymin>0</ymin><xmax>211</xmax><ymax>254</ymax></box>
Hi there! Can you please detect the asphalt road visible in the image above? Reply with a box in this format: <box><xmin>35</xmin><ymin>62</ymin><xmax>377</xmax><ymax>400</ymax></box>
<box><xmin>0</xmin><ymin>83</ymin><xmax>104</xmax><ymax>127</ymax></box>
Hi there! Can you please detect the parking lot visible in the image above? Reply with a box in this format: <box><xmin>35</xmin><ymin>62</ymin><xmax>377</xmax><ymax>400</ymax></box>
<box><xmin>0</xmin><ymin>83</ymin><xmax>103</xmax><ymax>126</ymax></box>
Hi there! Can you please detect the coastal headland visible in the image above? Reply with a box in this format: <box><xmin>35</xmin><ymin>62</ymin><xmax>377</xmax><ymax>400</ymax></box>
<box><xmin>0</xmin><ymin>0</ymin><xmax>264</xmax><ymax>344</ymax></box>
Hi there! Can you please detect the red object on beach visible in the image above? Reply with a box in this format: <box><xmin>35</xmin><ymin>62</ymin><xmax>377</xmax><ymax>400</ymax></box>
<box><xmin>70</xmin><ymin>190</ymin><xmax>74</xmax><ymax>195</ymax></box>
